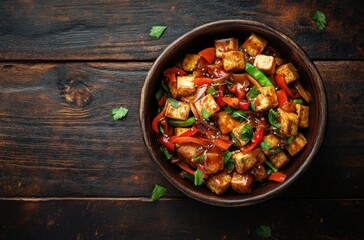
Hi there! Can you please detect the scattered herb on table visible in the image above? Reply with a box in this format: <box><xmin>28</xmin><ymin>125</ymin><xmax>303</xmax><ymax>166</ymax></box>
<box><xmin>255</xmin><ymin>225</ymin><xmax>279</xmax><ymax>240</ymax></box>
<box><xmin>110</xmin><ymin>107</ymin><xmax>129</xmax><ymax>121</ymax></box>
<box><xmin>312</xmin><ymin>10</ymin><xmax>327</xmax><ymax>31</ymax></box>
<box><xmin>149</xmin><ymin>25</ymin><xmax>167</xmax><ymax>39</ymax></box>
<box><xmin>151</xmin><ymin>184</ymin><xmax>167</xmax><ymax>201</ymax></box>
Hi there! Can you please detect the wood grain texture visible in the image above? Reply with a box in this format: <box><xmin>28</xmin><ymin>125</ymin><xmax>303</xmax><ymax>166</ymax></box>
<box><xmin>0</xmin><ymin>0</ymin><xmax>362</xmax><ymax>61</ymax></box>
<box><xmin>0</xmin><ymin>61</ymin><xmax>363</xmax><ymax>198</ymax></box>
<box><xmin>0</xmin><ymin>199</ymin><xmax>362</xmax><ymax>240</ymax></box>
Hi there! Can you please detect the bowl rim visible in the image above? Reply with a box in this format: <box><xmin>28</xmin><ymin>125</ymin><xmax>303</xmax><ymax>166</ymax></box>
<box><xmin>140</xmin><ymin>19</ymin><xmax>327</xmax><ymax>207</ymax></box>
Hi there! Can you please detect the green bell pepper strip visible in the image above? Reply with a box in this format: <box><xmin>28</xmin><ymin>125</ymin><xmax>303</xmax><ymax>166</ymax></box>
<box><xmin>168</xmin><ymin>117</ymin><xmax>196</xmax><ymax>127</ymax></box>
<box><xmin>245</xmin><ymin>62</ymin><xmax>274</xmax><ymax>87</ymax></box>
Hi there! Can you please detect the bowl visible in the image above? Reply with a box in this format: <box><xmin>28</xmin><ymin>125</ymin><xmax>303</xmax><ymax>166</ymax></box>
<box><xmin>140</xmin><ymin>20</ymin><xmax>327</xmax><ymax>206</ymax></box>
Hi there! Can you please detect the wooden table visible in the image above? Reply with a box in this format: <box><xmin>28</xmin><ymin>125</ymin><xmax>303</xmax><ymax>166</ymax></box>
<box><xmin>1</xmin><ymin>1</ymin><xmax>363</xmax><ymax>239</ymax></box>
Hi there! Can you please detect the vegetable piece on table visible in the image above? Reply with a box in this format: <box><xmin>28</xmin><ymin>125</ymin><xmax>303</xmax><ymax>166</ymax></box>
<box><xmin>151</xmin><ymin>184</ymin><xmax>167</xmax><ymax>201</ymax></box>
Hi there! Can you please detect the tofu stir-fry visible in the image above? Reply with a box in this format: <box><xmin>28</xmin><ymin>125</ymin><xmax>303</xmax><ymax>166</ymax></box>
<box><xmin>153</xmin><ymin>33</ymin><xmax>311</xmax><ymax>195</ymax></box>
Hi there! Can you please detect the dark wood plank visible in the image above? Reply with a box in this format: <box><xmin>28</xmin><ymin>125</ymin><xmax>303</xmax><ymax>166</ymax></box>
<box><xmin>0</xmin><ymin>61</ymin><xmax>363</xmax><ymax>199</ymax></box>
<box><xmin>0</xmin><ymin>198</ymin><xmax>362</xmax><ymax>240</ymax></box>
<box><xmin>0</xmin><ymin>0</ymin><xmax>362</xmax><ymax>61</ymax></box>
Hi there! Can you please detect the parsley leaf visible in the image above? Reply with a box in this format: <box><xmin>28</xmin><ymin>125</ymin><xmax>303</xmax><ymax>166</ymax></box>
<box><xmin>149</xmin><ymin>25</ymin><xmax>167</xmax><ymax>39</ymax></box>
<box><xmin>223</xmin><ymin>151</ymin><xmax>235</xmax><ymax>171</ymax></box>
<box><xmin>286</xmin><ymin>136</ymin><xmax>296</xmax><ymax>145</ymax></box>
<box><xmin>239</xmin><ymin>124</ymin><xmax>254</xmax><ymax>142</ymax></box>
<box><xmin>255</xmin><ymin>225</ymin><xmax>278</xmax><ymax>239</ymax></box>
<box><xmin>110</xmin><ymin>107</ymin><xmax>129</xmax><ymax>121</ymax></box>
<box><xmin>260</xmin><ymin>141</ymin><xmax>272</xmax><ymax>151</ymax></box>
<box><xmin>193</xmin><ymin>153</ymin><xmax>205</xmax><ymax>163</ymax></box>
<box><xmin>312</xmin><ymin>10</ymin><xmax>327</xmax><ymax>31</ymax></box>
<box><xmin>268</xmin><ymin>109</ymin><xmax>281</xmax><ymax>129</ymax></box>
<box><xmin>247</xmin><ymin>86</ymin><xmax>261</xmax><ymax>99</ymax></box>
<box><xmin>194</xmin><ymin>169</ymin><xmax>204</xmax><ymax>186</ymax></box>
<box><xmin>207</xmin><ymin>86</ymin><xmax>218</xmax><ymax>96</ymax></box>
<box><xmin>225</xmin><ymin>106</ymin><xmax>247</xmax><ymax>122</ymax></box>
<box><xmin>151</xmin><ymin>184</ymin><xmax>167</xmax><ymax>201</ymax></box>
<box><xmin>201</xmin><ymin>109</ymin><xmax>211</xmax><ymax>120</ymax></box>
<box><xmin>169</xmin><ymin>98</ymin><xmax>180</xmax><ymax>108</ymax></box>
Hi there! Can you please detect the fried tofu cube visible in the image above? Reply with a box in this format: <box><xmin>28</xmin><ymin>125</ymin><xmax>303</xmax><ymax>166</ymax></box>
<box><xmin>205</xmin><ymin>147</ymin><xmax>224</xmax><ymax>174</ymax></box>
<box><xmin>242</xmin><ymin>33</ymin><xmax>268</xmax><ymax>57</ymax></box>
<box><xmin>253</xmin><ymin>54</ymin><xmax>276</xmax><ymax>76</ymax></box>
<box><xmin>215</xmin><ymin>38</ymin><xmax>239</xmax><ymax>58</ymax></box>
<box><xmin>164</xmin><ymin>99</ymin><xmax>191</xmax><ymax>120</ymax></box>
<box><xmin>269</xmin><ymin>151</ymin><xmax>290</xmax><ymax>169</ymax></box>
<box><xmin>275</xmin><ymin>63</ymin><xmax>299</xmax><ymax>84</ymax></box>
<box><xmin>231</xmin><ymin>122</ymin><xmax>250</xmax><ymax>147</ymax></box>
<box><xmin>217</xmin><ymin>111</ymin><xmax>240</xmax><ymax>134</ymax></box>
<box><xmin>177</xmin><ymin>143</ymin><xmax>202</xmax><ymax>169</ymax></box>
<box><xmin>206</xmin><ymin>172</ymin><xmax>232</xmax><ymax>195</ymax></box>
<box><xmin>222</xmin><ymin>51</ymin><xmax>246</xmax><ymax>71</ymax></box>
<box><xmin>255</xmin><ymin>86</ymin><xmax>278</xmax><ymax>112</ymax></box>
<box><xmin>251</xmin><ymin>164</ymin><xmax>268</xmax><ymax>182</ymax></box>
<box><xmin>278</xmin><ymin>108</ymin><xmax>299</xmax><ymax>137</ymax></box>
<box><xmin>261</xmin><ymin>134</ymin><xmax>281</xmax><ymax>156</ymax></box>
<box><xmin>233</xmin><ymin>148</ymin><xmax>266</xmax><ymax>174</ymax></box>
<box><xmin>182</xmin><ymin>54</ymin><xmax>200</xmax><ymax>72</ymax></box>
<box><xmin>295</xmin><ymin>104</ymin><xmax>309</xmax><ymax>128</ymax></box>
<box><xmin>176</xmin><ymin>75</ymin><xmax>196</xmax><ymax>97</ymax></box>
<box><xmin>231</xmin><ymin>172</ymin><xmax>253</xmax><ymax>194</ymax></box>
<box><xmin>168</xmin><ymin>81</ymin><xmax>179</xmax><ymax>99</ymax></box>
<box><xmin>174</xmin><ymin>127</ymin><xmax>190</xmax><ymax>136</ymax></box>
<box><xmin>194</xmin><ymin>94</ymin><xmax>220</xmax><ymax>117</ymax></box>
<box><xmin>285</xmin><ymin>132</ymin><xmax>307</xmax><ymax>156</ymax></box>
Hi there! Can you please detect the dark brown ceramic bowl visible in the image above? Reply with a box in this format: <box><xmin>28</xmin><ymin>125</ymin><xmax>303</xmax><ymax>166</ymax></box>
<box><xmin>140</xmin><ymin>20</ymin><xmax>327</xmax><ymax>207</ymax></box>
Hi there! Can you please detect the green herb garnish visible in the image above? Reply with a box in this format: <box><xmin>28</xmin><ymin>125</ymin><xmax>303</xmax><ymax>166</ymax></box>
<box><xmin>207</xmin><ymin>86</ymin><xmax>218</xmax><ymax>95</ymax></box>
<box><xmin>194</xmin><ymin>169</ymin><xmax>204</xmax><ymax>186</ymax></box>
<box><xmin>151</xmin><ymin>184</ymin><xmax>167</xmax><ymax>201</ymax></box>
<box><xmin>255</xmin><ymin>225</ymin><xmax>278</xmax><ymax>240</ymax></box>
<box><xmin>223</xmin><ymin>151</ymin><xmax>235</xmax><ymax>171</ymax></box>
<box><xmin>201</xmin><ymin>109</ymin><xmax>211</xmax><ymax>120</ymax></box>
<box><xmin>193</xmin><ymin>153</ymin><xmax>205</xmax><ymax>163</ymax></box>
<box><xmin>312</xmin><ymin>10</ymin><xmax>327</xmax><ymax>31</ymax></box>
<box><xmin>268</xmin><ymin>109</ymin><xmax>281</xmax><ymax>129</ymax></box>
<box><xmin>260</xmin><ymin>141</ymin><xmax>272</xmax><ymax>151</ymax></box>
<box><xmin>247</xmin><ymin>86</ymin><xmax>261</xmax><ymax>99</ymax></box>
<box><xmin>287</xmin><ymin>136</ymin><xmax>296</xmax><ymax>145</ymax></box>
<box><xmin>239</xmin><ymin>124</ymin><xmax>254</xmax><ymax>142</ymax></box>
<box><xmin>149</xmin><ymin>25</ymin><xmax>167</xmax><ymax>39</ymax></box>
<box><xmin>181</xmin><ymin>171</ymin><xmax>194</xmax><ymax>182</ymax></box>
<box><xmin>110</xmin><ymin>107</ymin><xmax>129</xmax><ymax>121</ymax></box>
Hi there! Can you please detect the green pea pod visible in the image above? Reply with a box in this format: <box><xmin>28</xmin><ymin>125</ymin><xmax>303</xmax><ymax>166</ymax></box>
<box><xmin>245</xmin><ymin>62</ymin><xmax>274</xmax><ymax>87</ymax></box>
<box><xmin>168</xmin><ymin>117</ymin><xmax>196</xmax><ymax>127</ymax></box>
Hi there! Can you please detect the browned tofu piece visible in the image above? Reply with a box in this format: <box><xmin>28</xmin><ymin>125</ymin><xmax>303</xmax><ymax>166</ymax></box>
<box><xmin>275</xmin><ymin>63</ymin><xmax>299</xmax><ymax>84</ymax></box>
<box><xmin>194</xmin><ymin>94</ymin><xmax>220</xmax><ymax>117</ymax></box>
<box><xmin>269</xmin><ymin>151</ymin><xmax>290</xmax><ymax>169</ymax></box>
<box><xmin>176</xmin><ymin>75</ymin><xmax>196</xmax><ymax>97</ymax></box>
<box><xmin>177</xmin><ymin>143</ymin><xmax>203</xmax><ymax>169</ymax></box>
<box><xmin>182</xmin><ymin>54</ymin><xmax>200</xmax><ymax>72</ymax></box>
<box><xmin>231</xmin><ymin>122</ymin><xmax>251</xmax><ymax>147</ymax></box>
<box><xmin>231</xmin><ymin>172</ymin><xmax>253</xmax><ymax>194</ymax></box>
<box><xmin>253</xmin><ymin>54</ymin><xmax>276</xmax><ymax>76</ymax></box>
<box><xmin>164</xmin><ymin>99</ymin><xmax>191</xmax><ymax>120</ymax></box>
<box><xmin>261</xmin><ymin>134</ymin><xmax>281</xmax><ymax>156</ymax></box>
<box><xmin>255</xmin><ymin>86</ymin><xmax>279</xmax><ymax>112</ymax></box>
<box><xmin>278</xmin><ymin>108</ymin><xmax>299</xmax><ymax>137</ymax></box>
<box><xmin>174</xmin><ymin>127</ymin><xmax>190</xmax><ymax>136</ymax></box>
<box><xmin>251</xmin><ymin>164</ymin><xmax>268</xmax><ymax>182</ymax></box>
<box><xmin>204</xmin><ymin>146</ymin><xmax>224</xmax><ymax>174</ymax></box>
<box><xmin>217</xmin><ymin>111</ymin><xmax>240</xmax><ymax>134</ymax></box>
<box><xmin>285</xmin><ymin>132</ymin><xmax>307</xmax><ymax>156</ymax></box>
<box><xmin>295</xmin><ymin>104</ymin><xmax>309</xmax><ymax>128</ymax></box>
<box><xmin>233</xmin><ymin>148</ymin><xmax>266</xmax><ymax>174</ymax></box>
<box><xmin>242</xmin><ymin>33</ymin><xmax>268</xmax><ymax>57</ymax></box>
<box><xmin>168</xmin><ymin>81</ymin><xmax>179</xmax><ymax>99</ymax></box>
<box><xmin>206</xmin><ymin>172</ymin><xmax>232</xmax><ymax>195</ymax></box>
<box><xmin>222</xmin><ymin>51</ymin><xmax>245</xmax><ymax>72</ymax></box>
<box><xmin>215</xmin><ymin>38</ymin><xmax>239</xmax><ymax>58</ymax></box>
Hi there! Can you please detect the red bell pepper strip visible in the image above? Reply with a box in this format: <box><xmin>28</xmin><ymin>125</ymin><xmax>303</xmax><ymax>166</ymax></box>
<box><xmin>164</xmin><ymin>67</ymin><xmax>187</xmax><ymax>82</ymax></box>
<box><xmin>275</xmin><ymin>74</ymin><xmax>293</xmax><ymax>97</ymax></box>
<box><xmin>159</xmin><ymin>135</ymin><xmax>175</xmax><ymax>152</ymax></box>
<box><xmin>238</xmin><ymin>100</ymin><xmax>250</xmax><ymax>110</ymax></box>
<box><xmin>157</xmin><ymin>94</ymin><xmax>167</xmax><ymax>107</ymax></box>
<box><xmin>198</xmin><ymin>47</ymin><xmax>215</xmax><ymax>64</ymax></box>
<box><xmin>172</xmin><ymin>136</ymin><xmax>210</xmax><ymax>147</ymax></box>
<box><xmin>214</xmin><ymin>137</ymin><xmax>233</xmax><ymax>151</ymax></box>
<box><xmin>268</xmin><ymin>172</ymin><xmax>287</xmax><ymax>183</ymax></box>
<box><xmin>179</xmin><ymin>126</ymin><xmax>198</xmax><ymax>137</ymax></box>
<box><xmin>276</xmin><ymin>89</ymin><xmax>288</xmax><ymax>108</ymax></box>
<box><xmin>227</xmin><ymin>84</ymin><xmax>237</xmax><ymax>94</ymax></box>
<box><xmin>195</xmin><ymin>77</ymin><xmax>213</xmax><ymax>86</ymax></box>
<box><xmin>152</xmin><ymin>108</ymin><xmax>166</xmax><ymax>133</ymax></box>
<box><xmin>222</xmin><ymin>97</ymin><xmax>240</xmax><ymax>109</ymax></box>
<box><xmin>216</xmin><ymin>85</ymin><xmax>227</xmax><ymax>107</ymax></box>
<box><xmin>244</xmin><ymin>118</ymin><xmax>267</xmax><ymax>153</ymax></box>
<box><xmin>176</xmin><ymin>161</ymin><xmax>195</xmax><ymax>176</ymax></box>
